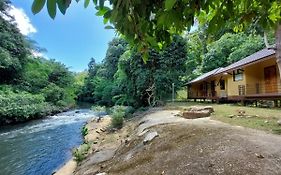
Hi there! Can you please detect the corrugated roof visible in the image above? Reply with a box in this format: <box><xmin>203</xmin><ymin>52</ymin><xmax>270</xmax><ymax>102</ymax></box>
<box><xmin>215</xmin><ymin>48</ymin><xmax>275</xmax><ymax>75</ymax></box>
<box><xmin>187</xmin><ymin>67</ymin><xmax>223</xmax><ymax>84</ymax></box>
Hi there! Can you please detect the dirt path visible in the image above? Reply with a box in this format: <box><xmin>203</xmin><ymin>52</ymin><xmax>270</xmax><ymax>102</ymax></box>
<box><xmin>76</xmin><ymin>109</ymin><xmax>281</xmax><ymax>175</ymax></box>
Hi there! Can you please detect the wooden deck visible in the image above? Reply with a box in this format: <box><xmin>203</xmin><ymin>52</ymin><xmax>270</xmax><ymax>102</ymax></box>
<box><xmin>245</xmin><ymin>93</ymin><xmax>281</xmax><ymax>100</ymax></box>
<box><xmin>189</xmin><ymin>93</ymin><xmax>281</xmax><ymax>102</ymax></box>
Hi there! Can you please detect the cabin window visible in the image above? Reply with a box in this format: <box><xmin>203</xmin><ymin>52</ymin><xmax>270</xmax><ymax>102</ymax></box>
<box><xmin>233</xmin><ymin>69</ymin><xmax>243</xmax><ymax>81</ymax></box>
<box><xmin>220</xmin><ymin>80</ymin><xmax>225</xmax><ymax>90</ymax></box>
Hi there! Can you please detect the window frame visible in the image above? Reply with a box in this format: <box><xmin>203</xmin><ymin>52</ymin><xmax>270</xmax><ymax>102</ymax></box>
<box><xmin>233</xmin><ymin>69</ymin><xmax>244</xmax><ymax>81</ymax></box>
<box><xmin>220</xmin><ymin>79</ymin><xmax>225</xmax><ymax>90</ymax></box>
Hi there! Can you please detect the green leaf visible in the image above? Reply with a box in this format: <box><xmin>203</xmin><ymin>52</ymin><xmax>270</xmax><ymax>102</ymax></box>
<box><xmin>105</xmin><ymin>25</ymin><xmax>114</xmax><ymax>29</ymax></box>
<box><xmin>57</xmin><ymin>0</ymin><xmax>71</xmax><ymax>14</ymax></box>
<box><xmin>57</xmin><ymin>0</ymin><xmax>66</xmax><ymax>14</ymax></box>
<box><xmin>104</xmin><ymin>10</ymin><xmax>111</xmax><ymax>18</ymax></box>
<box><xmin>165</xmin><ymin>0</ymin><xmax>177</xmax><ymax>10</ymax></box>
<box><xmin>84</xmin><ymin>0</ymin><xmax>90</xmax><ymax>8</ymax></box>
<box><xmin>93</xmin><ymin>0</ymin><xmax>97</xmax><ymax>5</ymax></box>
<box><xmin>95</xmin><ymin>7</ymin><xmax>110</xmax><ymax>16</ymax></box>
<box><xmin>142</xmin><ymin>52</ymin><xmax>149</xmax><ymax>63</ymax></box>
<box><xmin>103</xmin><ymin>18</ymin><xmax>109</xmax><ymax>24</ymax></box>
<box><xmin>47</xmin><ymin>0</ymin><xmax>57</xmax><ymax>19</ymax></box>
<box><xmin>32</xmin><ymin>0</ymin><xmax>46</xmax><ymax>14</ymax></box>
<box><xmin>99</xmin><ymin>0</ymin><xmax>104</xmax><ymax>9</ymax></box>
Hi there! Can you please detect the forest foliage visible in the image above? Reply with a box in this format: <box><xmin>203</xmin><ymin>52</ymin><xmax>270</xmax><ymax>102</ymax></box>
<box><xmin>0</xmin><ymin>0</ymin><xmax>78</xmax><ymax>125</ymax></box>
<box><xmin>78</xmin><ymin>28</ymin><xmax>273</xmax><ymax>108</ymax></box>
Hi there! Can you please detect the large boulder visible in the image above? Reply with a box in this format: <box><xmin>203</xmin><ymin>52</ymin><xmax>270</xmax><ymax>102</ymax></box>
<box><xmin>143</xmin><ymin>131</ymin><xmax>159</xmax><ymax>144</ymax></box>
<box><xmin>182</xmin><ymin>106</ymin><xmax>214</xmax><ymax>119</ymax></box>
<box><xmin>182</xmin><ymin>110</ymin><xmax>210</xmax><ymax>119</ymax></box>
<box><xmin>185</xmin><ymin>106</ymin><xmax>214</xmax><ymax>113</ymax></box>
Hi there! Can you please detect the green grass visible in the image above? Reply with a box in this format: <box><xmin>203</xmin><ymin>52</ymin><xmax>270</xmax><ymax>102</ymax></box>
<box><xmin>166</xmin><ymin>101</ymin><xmax>281</xmax><ymax>134</ymax></box>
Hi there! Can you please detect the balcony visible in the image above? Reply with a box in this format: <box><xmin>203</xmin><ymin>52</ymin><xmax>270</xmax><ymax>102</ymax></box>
<box><xmin>244</xmin><ymin>81</ymin><xmax>281</xmax><ymax>99</ymax></box>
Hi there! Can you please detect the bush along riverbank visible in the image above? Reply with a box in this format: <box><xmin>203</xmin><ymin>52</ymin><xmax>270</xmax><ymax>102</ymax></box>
<box><xmin>72</xmin><ymin>105</ymin><xmax>135</xmax><ymax>162</ymax></box>
<box><xmin>0</xmin><ymin>87</ymin><xmax>75</xmax><ymax>126</ymax></box>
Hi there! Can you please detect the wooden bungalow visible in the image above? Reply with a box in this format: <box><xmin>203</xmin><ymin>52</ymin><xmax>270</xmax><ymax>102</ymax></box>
<box><xmin>187</xmin><ymin>47</ymin><xmax>281</xmax><ymax>104</ymax></box>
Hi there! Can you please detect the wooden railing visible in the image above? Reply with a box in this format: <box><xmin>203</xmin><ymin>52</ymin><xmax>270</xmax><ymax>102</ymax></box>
<box><xmin>245</xmin><ymin>81</ymin><xmax>281</xmax><ymax>95</ymax></box>
<box><xmin>188</xmin><ymin>90</ymin><xmax>217</xmax><ymax>99</ymax></box>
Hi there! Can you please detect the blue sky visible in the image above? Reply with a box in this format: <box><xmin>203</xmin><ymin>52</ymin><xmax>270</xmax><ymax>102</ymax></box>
<box><xmin>10</xmin><ymin>0</ymin><xmax>115</xmax><ymax>72</ymax></box>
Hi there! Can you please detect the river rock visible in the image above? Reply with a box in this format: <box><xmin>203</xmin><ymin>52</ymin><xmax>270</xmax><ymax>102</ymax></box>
<box><xmin>277</xmin><ymin>119</ymin><xmax>281</xmax><ymax>126</ymax></box>
<box><xmin>138</xmin><ymin>129</ymin><xmax>149</xmax><ymax>137</ymax></box>
<box><xmin>185</xmin><ymin>106</ymin><xmax>214</xmax><ymax>113</ymax></box>
<box><xmin>125</xmin><ymin>138</ymin><xmax>131</xmax><ymax>144</ymax></box>
<box><xmin>96</xmin><ymin>173</ymin><xmax>107</xmax><ymax>175</ymax></box>
<box><xmin>182</xmin><ymin>110</ymin><xmax>210</xmax><ymax>119</ymax></box>
<box><xmin>255</xmin><ymin>153</ymin><xmax>264</xmax><ymax>159</ymax></box>
<box><xmin>228</xmin><ymin>115</ymin><xmax>235</xmax><ymax>118</ymax></box>
<box><xmin>83</xmin><ymin>148</ymin><xmax>117</xmax><ymax>167</ymax></box>
<box><xmin>143</xmin><ymin>131</ymin><xmax>159</xmax><ymax>144</ymax></box>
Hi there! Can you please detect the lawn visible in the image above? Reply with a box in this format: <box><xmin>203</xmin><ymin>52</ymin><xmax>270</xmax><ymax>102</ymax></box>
<box><xmin>166</xmin><ymin>101</ymin><xmax>281</xmax><ymax>134</ymax></box>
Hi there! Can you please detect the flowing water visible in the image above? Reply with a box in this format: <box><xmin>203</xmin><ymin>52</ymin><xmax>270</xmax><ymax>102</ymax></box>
<box><xmin>0</xmin><ymin>109</ymin><xmax>96</xmax><ymax>175</ymax></box>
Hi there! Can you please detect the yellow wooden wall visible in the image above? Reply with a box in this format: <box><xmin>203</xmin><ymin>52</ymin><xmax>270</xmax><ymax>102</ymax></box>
<box><xmin>188</xmin><ymin>56</ymin><xmax>281</xmax><ymax>98</ymax></box>
<box><xmin>225</xmin><ymin>57</ymin><xmax>280</xmax><ymax>96</ymax></box>
<box><xmin>225</xmin><ymin>73</ymin><xmax>246</xmax><ymax>96</ymax></box>
<box><xmin>245</xmin><ymin>57</ymin><xmax>280</xmax><ymax>94</ymax></box>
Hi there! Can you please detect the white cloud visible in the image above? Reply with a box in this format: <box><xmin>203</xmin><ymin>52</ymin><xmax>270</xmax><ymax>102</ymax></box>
<box><xmin>5</xmin><ymin>5</ymin><xmax>37</xmax><ymax>36</ymax></box>
<box><xmin>31</xmin><ymin>50</ymin><xmax>44</xmax><ymax>57</ymax></box>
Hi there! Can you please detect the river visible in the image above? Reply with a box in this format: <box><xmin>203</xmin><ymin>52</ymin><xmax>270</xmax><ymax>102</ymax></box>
<box><xmin>0</xmin><ymin>109</ymin><xmax>96</xmax><ymax>175</ymax></box>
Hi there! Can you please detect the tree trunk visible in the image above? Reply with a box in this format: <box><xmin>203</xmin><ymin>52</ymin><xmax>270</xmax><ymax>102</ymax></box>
<box><xmin>276</xmin><ymin>24</ymin><xmax>281</xmax><ymax>80</ymax></box>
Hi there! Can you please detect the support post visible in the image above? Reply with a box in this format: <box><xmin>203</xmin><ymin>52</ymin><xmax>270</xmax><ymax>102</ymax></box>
<box><xmin>172</xmin><ymin>83</ymin><xmax>175</xmax><ymax>103</ymax></box>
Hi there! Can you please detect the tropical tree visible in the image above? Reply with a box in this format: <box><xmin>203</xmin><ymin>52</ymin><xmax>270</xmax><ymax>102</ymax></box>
<box><xmin>202</xmin><ymin>33</ymin><xmax>266</xmax><ymax>72</ymax></box>
<box><xmin>102</xmin><ymin>38</ymin><xmax>128</xmax><ymax>79</ymax></box>
<box><xmin>0</xmin><ymin>0</ymin><xmax>29</xmax><ymax>83</ymax></box>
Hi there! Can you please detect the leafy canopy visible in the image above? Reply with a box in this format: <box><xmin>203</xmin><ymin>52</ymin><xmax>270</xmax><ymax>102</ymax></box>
<box><xmin>32</xmin><ymin>0</ymin><xmax>281</xmax><ymax>61</ymax></box>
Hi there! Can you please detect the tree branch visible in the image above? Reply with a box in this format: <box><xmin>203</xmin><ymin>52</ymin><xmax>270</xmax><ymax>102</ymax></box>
<box><xmin>264</xmin><ymin>32</ymin><xmax>276</xmax><ymax>50</ymax></box>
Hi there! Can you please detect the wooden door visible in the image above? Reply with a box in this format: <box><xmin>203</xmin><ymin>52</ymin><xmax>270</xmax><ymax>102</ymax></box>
<box><xmin>264</xmin><ymin>66</ymin><xmax>277</xmax><ymax>93</ymax></box>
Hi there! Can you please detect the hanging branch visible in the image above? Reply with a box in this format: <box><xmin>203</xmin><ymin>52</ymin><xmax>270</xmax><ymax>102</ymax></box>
<box><xmin>146</xmin><ymin>83</ymin><xmax>156</xmax><ymax>107</ymax></box>
<box><xmin>264</xmin><ymin>32</ymin><xmax>276</xmax><ymax>50</ymax></box>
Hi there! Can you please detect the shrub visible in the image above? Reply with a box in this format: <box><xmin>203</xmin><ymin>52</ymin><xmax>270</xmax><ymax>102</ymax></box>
<box><xmin>72</xmin><ymin>143</ymin><xmax>90</xmax><ymax>162</ymax></box>
<box><xmin>110</xmin><ymin>105</ymin><xmax>126</xmax><ymax>115</ymax></box>
<box><xmin>124</xmin><ymin>106</ymin><xmax>135</xmax><ymax>118</ymax></box>
<box><xmin>110</xmin><ymin>105</ymin><xmax>135</xmax><ymax>118</ymax></box>
<box><xmin>56</xmin><ymin>100</ymin><xmax>68</xmax><ymax>108</ymax></box>
<box><xmin>81</xmin><ymin>126</ymin><xmax>88</xmax><ymax>137</ymax></box>
<box><xmin>0</xmin><ymin>87</ymin><xmax>63</xmax><ymax>124</ymax></box>
<box><xmin>91</xmin><ymin>105</ymin><xmax>106</xmax><ymax>112</ymax></box>
<box><xmin>111</xmin><ymin>110</ymin><xmax>124</xmax><ymax>129</ymax></box>
<box><xmin>91</xmin><ymin>105</ymin><xmax>107</xmax><ymax>117</ymax></box>
<box><xmin>41</xmin><ymin>83</ymin><xmax>65</xmax><ymax>105</ymax></box>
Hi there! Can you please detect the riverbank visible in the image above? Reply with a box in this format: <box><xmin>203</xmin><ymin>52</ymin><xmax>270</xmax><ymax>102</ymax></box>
<box><xmin>55</xmin><ymin>115</ymin><xmax>115</xmax><ymax>175</ymax></box>
<box><xmin>64</xmin><ymin>104</ymin><xmax>281</xmax><ymax>175</ymax></box>
<box><xmin>0</xmin><ymin>104</ymin><xmax>75</xmax><ymax>126</ymax></box>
